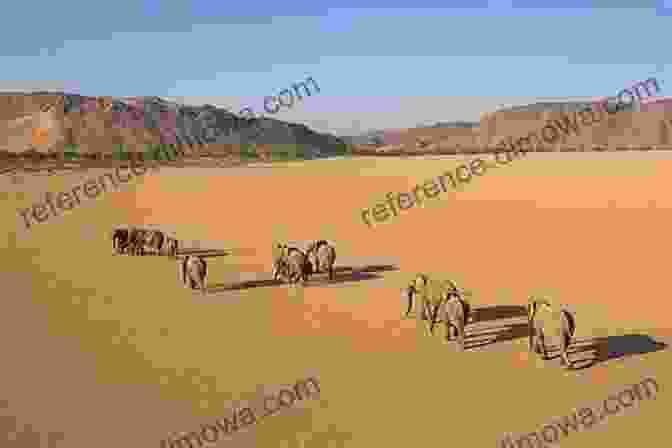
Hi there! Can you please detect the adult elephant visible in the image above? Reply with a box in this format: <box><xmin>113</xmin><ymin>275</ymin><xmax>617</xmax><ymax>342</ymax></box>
<box><xmin>528</xmin><ymin>297</ymin><xmax>576</xmax><ymax>368</ymax></box>
<box><xmin>112</xmin><ymin>228</ymin><xmax>129</xmax><ymax>254</ymax></box>
<box><xmin>305</xmin><ymin>240</ymin><xmax>336</xmax><ymax>281</ymax></box>
<box><xmin>180</xmin><ymin>255</ymin><xmax>207</xmax><ymax>294</ymax></box>
<box><xmin>402</xmin><ymin>274</ymin><xmax>471</xmax><ymax>340</ymax></box>
<box><xmin>272</xmin><ymin>243</ymin><xmax>312</xmax><ymax>285</ymax></box>
<box><xmin>127</xmin><ymin>228</ymin><xmax>148</xmax><ymax>256</ymax></box>
<box><xmin>163</xmin><ymin>237</ymin><xmax>179</xmax><ymax>258</ymax></box>
<box><xmin>142</xmin><ymin>230</ymin><xmax>165</xmax><ymax>256</ymax></box>
<box><xmin>431</xmin><ymin>286</ymin><xmax>472</xmax><ymax>350</ymax></box>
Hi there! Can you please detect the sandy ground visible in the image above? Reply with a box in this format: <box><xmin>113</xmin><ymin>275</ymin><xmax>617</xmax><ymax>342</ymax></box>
<box><xmin>1</xmin><ymin>154</ymin><xmax>670</xmax><ymax>448</ymax></box>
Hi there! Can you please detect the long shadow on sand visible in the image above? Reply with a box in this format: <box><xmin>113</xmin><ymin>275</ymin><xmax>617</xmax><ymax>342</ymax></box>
<box><xmin>208</xmin><ymin>264</ymin><xmax>398</xmax><ymax>292</ymax></box>
<box><xmin>460</xmin><ymin>323</ymin><xmax>531</xmax><ymax>350</ymax></box>
<box><xmin>564</xmin><ymin>334</ymin><xmax>668</xmax><ymax>370</ymax></box>
<box><xmin>177</xmin><ymin>249</ymin><xmax>230</xmax><ymax>258</ymax></box>
<box><xmin>412</xmin><ymin>304</ymin><xmax>530</xmax><ymax>350</ymax></box>
<box><xmin>470</xmin><ymin>305</ymin><xmax>528</xmax><ymax>324</ymax></box>
<box><xmin>428</xmin><ymin>304</ymin><xmax>527</xmax><ymax>330</ymax></box>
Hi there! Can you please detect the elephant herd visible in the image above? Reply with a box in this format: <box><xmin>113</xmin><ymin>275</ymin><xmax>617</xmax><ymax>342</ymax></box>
<box><xmin>272</xmin><ymin>241</ymin><xmax>337</xmax><ymax>285</ymax></box>
<box><xmin>402</xmin><ymin>274</ymin><xmax>577</xmax><ymax>369</ymax></box>
<box><xmin>110</xmin><ymin>229</ymin><xmax>337</xmax><ymax>293</ymax></box>
<box><xmin>112</xmin><ymin>227</ymin><xmax>179</xmax><ymax>257</ymax></box>
<box><xmin>110</xmin><ymin>228</ymin><xmax>576</xmax><ymax>367</ymax></box>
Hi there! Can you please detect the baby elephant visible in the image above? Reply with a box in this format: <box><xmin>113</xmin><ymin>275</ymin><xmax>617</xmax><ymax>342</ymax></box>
<box><xmin>528</xmin><ymin>298</ymin><xmax>576</xmax><ymax>367</ymax></box>
<box><xmin>180</xmin><ymin>255</ymin><xmax>207</xmax><ymax>294</ymax></box>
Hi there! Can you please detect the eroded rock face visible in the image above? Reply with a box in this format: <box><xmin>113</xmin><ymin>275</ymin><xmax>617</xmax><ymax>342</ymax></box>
<box><xmin>0</xmin><ymin>93</ymin><xmax>346</xmax><ymax>158</ymax></box>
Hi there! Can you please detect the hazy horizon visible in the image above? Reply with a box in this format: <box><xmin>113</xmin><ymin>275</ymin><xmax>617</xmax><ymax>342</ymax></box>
<box><xmin>1</xmin><ymin>2</ymin><xmax>670</xmax><ymax>136</ymax></box>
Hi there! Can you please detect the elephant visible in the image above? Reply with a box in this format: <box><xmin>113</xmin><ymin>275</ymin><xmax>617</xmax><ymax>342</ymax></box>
<box><xmin>431</xmin><ymin>290</ymin><xmax>471</xmax><ymax>350</ymax></box>
<box><xmin>402</xmin><ymin>274</ymin><xmax>471</xmax><ymax>343</ymax></box>
<box><xmin>112</xmin><ymin>228</ymin><xmax>129</xmax><ymax>254</ymax></box>
<box><xmin>305</xmin><ymin>240</ymin><xmax>336</xmax><ymax>281</ymax></box>
<box><xmin>272</xmin><ymin>243</ymin><xmax>312</xmax><ymax>285</ymax></box>
<box><xmin>126</xmin><ymin>228</ymin><xmax>148</xmax><ymax>256</ymax></box>
<box><xmin>142</xmin><ymin>230</ymin><xmax>165</xmax><ymax>256</ymax></box>
<box><xmin>401</xmin><ymin>274</ymin><xmax>434</xmax><ymax>321</ymax></box>
<box><xmin>528</xmin><ymin>298</ymin><xmax>576</xmax><ymax>367</ymax></box>
<box><xmin>163</xmin><ymin>237</ymin><xmax>179</xmax><ymax>258</ymax></box>
<box><xmin>180</xmin><ymin>255</ymin><xmax>207</xmax><ymax>294</ymax></box>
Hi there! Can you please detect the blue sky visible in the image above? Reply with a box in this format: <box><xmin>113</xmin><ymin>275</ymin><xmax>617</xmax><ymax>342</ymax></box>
<box><xmin>1</xmin><ymin>1</ymin><xmax>670</xmax><ymax>134</ymax></box>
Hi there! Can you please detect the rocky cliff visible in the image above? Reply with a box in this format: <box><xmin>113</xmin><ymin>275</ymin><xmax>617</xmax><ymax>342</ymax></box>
<box><xmin>0</xmin><ymin>92</ymin><xmax>347</xmax><ymax>159</ymax></box>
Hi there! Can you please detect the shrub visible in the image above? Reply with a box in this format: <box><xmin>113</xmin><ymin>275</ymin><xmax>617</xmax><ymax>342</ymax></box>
<box><xmin>334</xmin><ymin>143</ymin><xmax>354</xmax><ymax>156</ymax></box>
<box><xmin>267</xmin><ymin>143</ymin><xmax>310</xmax><ymax>160</ymax></box>
<box><xmin>145</xmin><ymin>143</ymin><xmax>173</xmax><ymax>161</ymax></box>
<box><xmin>240</xmin><ymin>143</ymin><xmax>259</xmax><ymax>159</ymax></box>
<box><xmin>63</xmin><ymin>143</ymin><xmax>81</xmax><ymax>160</ymax></box>
<box><xmin>111</xmin><ymin>143</ymin><xmax>130</xmax><ymax>160</ymax></box>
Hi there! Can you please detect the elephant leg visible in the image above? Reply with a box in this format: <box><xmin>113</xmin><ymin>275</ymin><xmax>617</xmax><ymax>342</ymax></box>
<box><xmin>532</xmin><ymin>332</ymin><xmax>542</xmax><ymax>354</ymax></box>
<box><xmin>415</xmin><ymin>298</ymin><xmax>425</xmax><ymax>328</ymax></box>
<box><xmin>445</xmin><ymin>322</ymin><xmax>453</xmax><ymax>341</ymax></box>
<box><xmin>328</xmin><ymin>266</ymin><xmax>334</xmax><ymax>281</ymax></box>
<box><xmin>537</xmin><ymin>330</ymin><xmax>548</xmax><ymax>360</ymax></box>
<box><xmin>404</xmin><ymin>294</ymin><xmax>414</xmax><ymax>318</ymax></box>
<box><xmin>422</xmin><ymin>299</ymin><xmax>432</xmax><ymax>321</ymax></box>
<box><xmin>427</xmin><ymin>303</ymin><xmax>440</xmax><ymax>336</ymax></box>
<box><xmin>456</xmin><ymin>320</ymin><xmax>465</xmax><ymax>350</ymax></box>
<box><xmin>560</xmin><ymin>333</ymin><xmax>572</xmax><ymax>366</ymax></box>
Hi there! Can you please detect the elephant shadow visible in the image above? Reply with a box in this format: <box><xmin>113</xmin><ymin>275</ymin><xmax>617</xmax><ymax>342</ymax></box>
<box><xmin>470</xmin><ymin>305</ymin><xmax>528</xmax><ymax>324</ymax></box>
<box><xmin>208</xmin><ymin>278</ymin><xmax>284</xmax><ymax>292</ymax></box>
<box><xmin>177</xmin><ymin>248</ymin><xmax>230</xmax><ymax>258</ymax></box>
<box><xmin>414</xmin><ymin>304</ymin><xmax>530</xmax><ymax>350</ymax></box>
<box><xmin>460</xmin><ymin>323</ymin><xmax>531</xmax><ymax>350</ymax></box>
<box><xmin>306</xmin><ymin>264</ymin><xmax>399</xmax><ymax>286</ymax></box>
<box><xmin>566</xmin><ymin>334</ymin><xmax>668</xmax><ymax>370</ymax></box>
<box><xmin>208</xmin><ymin>264</ymin><xmax>399</xmax><ymax>292</ymax></box>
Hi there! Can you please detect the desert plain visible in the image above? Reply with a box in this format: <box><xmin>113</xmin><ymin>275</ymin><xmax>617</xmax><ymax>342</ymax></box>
<box><xmin>1</xmin><ymin>152</ymin><xmax>671</xmax><ymax>448</ymax></box>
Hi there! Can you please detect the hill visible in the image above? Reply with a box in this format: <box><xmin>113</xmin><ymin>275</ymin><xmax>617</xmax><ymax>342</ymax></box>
<box><xmin>0</xmin><ymin>92</ymin><xmax>348</xmax><ymax>162</ymax></box>
<box><xmin>346</xmin><ymin>97</ymin><xmax>672</xmax><ymax>154</ymax></box>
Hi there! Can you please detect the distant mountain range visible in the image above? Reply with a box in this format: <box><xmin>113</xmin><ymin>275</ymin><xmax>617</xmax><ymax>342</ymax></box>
<box><xmin>0</xmin><ymin>92</ymin><xmax>348</xmax><ymax>159</ymax></box>
<box><xmin>340</xmin><ymin>99</ymin><xmax>640</xmax><ymax>145</ymax></box>
<box><xmin>1</xmin><ymin>93</ymin><xmax>656</xmax><ymax>158</ymax></box>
